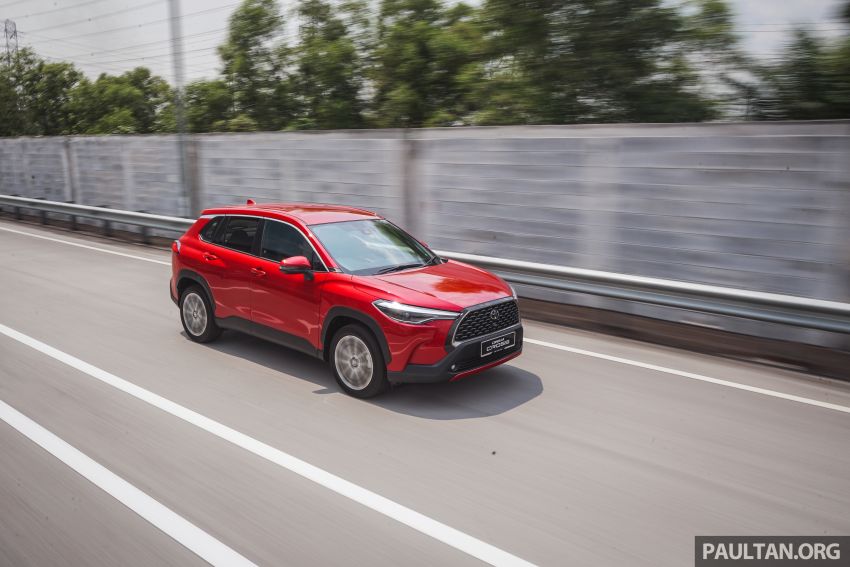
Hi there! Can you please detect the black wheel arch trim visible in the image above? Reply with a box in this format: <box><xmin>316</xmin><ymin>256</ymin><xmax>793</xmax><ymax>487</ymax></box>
<box><xmin>321</xmin><ymin>307</ymin><xmax>391</xmax><ymax>364</ymax></box>
<box><xmin>176</xmin><ymin>269</ymin><xmax>216</xmax><ymax>315</ymax></box>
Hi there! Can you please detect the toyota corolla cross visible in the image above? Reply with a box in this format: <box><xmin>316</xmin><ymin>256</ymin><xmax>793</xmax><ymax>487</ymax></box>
<box><xmin>170</xmin><ymin>201</ymin><xmax>523</xmax><ymax>398</ymax></box>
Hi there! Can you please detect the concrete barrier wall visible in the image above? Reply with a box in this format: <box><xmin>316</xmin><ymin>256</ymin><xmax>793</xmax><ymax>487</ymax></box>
<box><xmin>2</xmin><ymin>122</ymin><xmax>848</xmax><ymax>345</ymax></box>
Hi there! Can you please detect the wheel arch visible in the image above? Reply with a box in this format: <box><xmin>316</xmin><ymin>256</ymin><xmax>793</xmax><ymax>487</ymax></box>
<box><xmin>321</xmin><ymin>307</ymin><xmax>391</xmax><ymax>364</ymax></box>
<box><xmin>177</xmin><ymin>270</ymin><xmax>216</xmax><ymax>314</ymax></box>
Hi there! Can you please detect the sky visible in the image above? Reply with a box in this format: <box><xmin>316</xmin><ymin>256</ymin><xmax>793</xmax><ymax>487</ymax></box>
<box><xmin>1</xmin><ymin>0</ymin><xmax>847</xmax><ymax>84</ymax></box>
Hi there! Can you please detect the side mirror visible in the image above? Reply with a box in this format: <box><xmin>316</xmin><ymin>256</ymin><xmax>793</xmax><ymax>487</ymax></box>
<box><xmin>279</xmin><ymin>255</ymin><xmax>312</xmax><ymax>275</ymax></box>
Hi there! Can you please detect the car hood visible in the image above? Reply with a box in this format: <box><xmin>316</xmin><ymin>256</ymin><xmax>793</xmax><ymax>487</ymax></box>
<box><xmin>355</xmin><ymin>259</ymin><xmax>512</xmax><ymax>311</ymax></box>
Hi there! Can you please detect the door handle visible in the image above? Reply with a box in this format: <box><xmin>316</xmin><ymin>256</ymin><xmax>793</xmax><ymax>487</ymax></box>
<box><xmin>203</xmin><ymin>253</ymin><xmax>218</xmax><ymax>261</ymax></box>
<box><xmin>251</xmin><ymin>267</ymin><xmax>266</xmax><ymax>277</ymax></box>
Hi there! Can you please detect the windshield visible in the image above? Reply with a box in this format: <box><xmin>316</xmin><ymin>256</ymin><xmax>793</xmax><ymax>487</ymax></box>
<box><xmin>310</xmin><ymin>219</ymin><xmax>436</xmax><ymax>276</ymax></box>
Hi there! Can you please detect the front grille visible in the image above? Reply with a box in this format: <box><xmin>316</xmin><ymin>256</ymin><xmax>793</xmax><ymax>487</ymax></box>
<box><xmin>453</xmin><ymin>299</ymin><xmax>519</xmax><ymax>343</ymax></box>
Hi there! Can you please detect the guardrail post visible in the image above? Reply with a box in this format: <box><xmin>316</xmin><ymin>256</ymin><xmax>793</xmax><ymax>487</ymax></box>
<box><xmin>66</xmin><ymin>200</ymin><xmax>77</xmax><ymax>230</ymax></box>
<box><xmin>36</xmin><ymin>196</ymin><xmax>47</xmax><ymax>225</ymax></box>
<box><xmin>138</xmin><ymin>210</ymin><xmax>151</xmax><ymax>244</ymax></box>
<box><xmin>100</xmin><ymin>204</ymin><xmax>113</xmax><ymax>236</ymax></box>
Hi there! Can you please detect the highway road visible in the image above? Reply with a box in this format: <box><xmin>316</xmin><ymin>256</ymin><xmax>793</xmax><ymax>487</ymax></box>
<box><xmin>1</xmin><ymin>218</ymin><xmax>849</xmax><ymax>567</ymax></box>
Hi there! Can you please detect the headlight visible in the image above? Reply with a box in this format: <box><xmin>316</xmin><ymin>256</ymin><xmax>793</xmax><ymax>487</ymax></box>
<box><xmin>509</xmin><ymin>284</ymin><xmax>518</xmax><ymax>299</ymax></box>
<box><xmin>373</xmin><ymin>300</ymin><xmax>460</xmax><ymax>324</ymax></box>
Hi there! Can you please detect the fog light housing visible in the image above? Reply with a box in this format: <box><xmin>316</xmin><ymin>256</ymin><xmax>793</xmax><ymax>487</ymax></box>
<box><xmin>450</xmin><ymin>364</ymin><xmax>457</xmax><ymax>371</ymax></box>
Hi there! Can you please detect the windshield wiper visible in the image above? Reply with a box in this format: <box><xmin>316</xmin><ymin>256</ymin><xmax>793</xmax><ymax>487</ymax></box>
<box><xmin>375</xmin><ymin>262</ymin><xmax>424</xmax><ymax>275</ymax></box>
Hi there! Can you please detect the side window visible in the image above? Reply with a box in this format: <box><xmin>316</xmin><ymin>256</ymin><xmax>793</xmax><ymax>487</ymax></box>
<box><xmin>198</xmin><ymin>216</ymin><xmax>223</xmax><ymax>242</ymax></box>
<box><xmin>219</xmin><ymin>217</ymin><xmax>260</xmax><ymax>254</ymax></box>
<box><xmin>260</xmin><ymin>221</ymin><xmax>321</xmax><ymax>269</ymax></box>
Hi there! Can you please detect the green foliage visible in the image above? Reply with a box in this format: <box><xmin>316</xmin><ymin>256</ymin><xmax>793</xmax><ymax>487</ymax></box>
<box><xmin>291</xmin><ymin>0</ymin><xmax>365</xmax><ymax>129</ymax></box>
<box><xmin>371</xmin><ymin>0</ymin><xmax>484</xmax><ymax>127</ymax></box>
<box><xmin>31</xmin><ymin>62</ymin><xmax>84</xmax><ymax>135</ymax></box>
<box><xmin>213</xmin><ymin>113</ymin><xmax>260</xmax><ymax>131</ymax></box>
<box><xmin>185</xmin><ymin>80</ymin><xmax>233</xmax><ymax>132</ymax></box>
<box><xmin>476</xmin><ymin>0</ymin><xmax>723</xmax><ymax>124</ymax></box>
<box><xmin>1</xmin><ymin>0</ymin><xmax>848</xmax><ymax>137</ymax></box>
<box><xmin>67</xmin><ymin>67</ymin><xmax>172</xmax><ymax>134</ymax></box>
<box><xmin>218</xmin><ymin>0</ymin><xmax>288</xmax><ymax>130</ymax></box>
<box><xmin>748</xmin><ymin>31</ymin><xmax>850</xmax><ymax>120</ymax></box>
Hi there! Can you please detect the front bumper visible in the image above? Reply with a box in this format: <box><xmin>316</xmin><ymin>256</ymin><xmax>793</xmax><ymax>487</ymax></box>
<box><xmin>388</xmin><ymin>324</ymin><xmax>523</xmax><ymax>384</ymax></box>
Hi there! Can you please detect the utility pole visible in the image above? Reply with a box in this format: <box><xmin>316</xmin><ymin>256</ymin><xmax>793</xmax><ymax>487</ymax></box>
<box><xmin>4</xmin><ymin>19</ymin><xmax>17</xmax><ymax>66</ymax></box>
<box><xmin>168</xmin><ymin>0</ymin><xmax>195</xmax><ymax>216</ymax></box>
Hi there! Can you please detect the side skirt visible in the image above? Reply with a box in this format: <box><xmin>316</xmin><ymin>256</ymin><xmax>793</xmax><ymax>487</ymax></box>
<box><xmin>216</xmin><ymin>316</ymin><xmax>322</xmax><ymax>359</ymax></box>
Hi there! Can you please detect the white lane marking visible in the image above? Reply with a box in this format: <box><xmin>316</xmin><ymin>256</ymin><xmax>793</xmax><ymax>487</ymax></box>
<box><xmin>0</xmin><ymin>225</ymin><xmax>170</xmax><ymax>265</ymax></box>
<box><xmin>0</xmin><ymin>399</ymin><xmax>256</xmax><ymax>567</ymax></box>
<box><xmin>0</xmin><ymin>323</ymin><xmax>536</xmax><ymax>567</ymax></box>
<box><xmin>525</xmin><ymin>338</ymin><xmax>850</xmax><ymax>415</ymax></box>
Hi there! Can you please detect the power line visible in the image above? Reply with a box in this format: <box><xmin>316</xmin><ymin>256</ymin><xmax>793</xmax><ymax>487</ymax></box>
<box><xmin>22</xmin><ymin>1</ymin><xmax>243</xmax><ymax>44</ymax></box>
<box><xmin>44</xmin><ymin>26</ymin><xmax>229</xmax><ymax>59</ymax></box>
<box><xmin>38</xmin><ymin>48</ymin><xmax>223</xmax><ymax>78</ymax></box>
<box><xmin>0</xmin><ymin>0</ymin><xmax>29</xmax><ymax>11</ymax></box>
<box><xmin>8</xmin><ymin>0</ymin><xmax>116</xmax><ymax>21</ymax></box>
<box><xmin>25</xmin><ymin>0</ymin><xmax>165</xmax><ymax>35</ymax></box>
<box><xmin>17</xmin><ymin>27</ymin><xmax>225</xmax><ymax>61</ymax></box>
<box><xmin>83</xmin><ymin>45</ymin><xmax>220</xmax><ymax>66</ymax></box>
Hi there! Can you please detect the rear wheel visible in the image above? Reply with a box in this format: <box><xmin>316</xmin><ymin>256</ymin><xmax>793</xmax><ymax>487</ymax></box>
<box><xmin>330</xmin><ymin>324</ymin><xmax>389</xmax><ymax>398</ymax></box>
<box><xmin>179</xmin><ymin>286</ymin><xmax>221</xmax><ymax>343</ymax></box>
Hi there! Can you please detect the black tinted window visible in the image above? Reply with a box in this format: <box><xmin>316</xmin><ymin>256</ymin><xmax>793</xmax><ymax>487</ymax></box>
<box><xmin>219</xmin><ymin>217</ymin><xmax>260</xmax><ymax>254</ymax></box>
<box><xmin>260</xmin><ymin>221</ymin><xmax>320</xmax><ymax>268</ymax></box>
<box><xmin>199</xmin><ymin>216</ymin><xmax>222</xmax><ymax>242</ymax></box>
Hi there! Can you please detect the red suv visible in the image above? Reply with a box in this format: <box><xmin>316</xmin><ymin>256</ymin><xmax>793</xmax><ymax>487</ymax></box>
<box><xmin>170</xmin><ymin>202</ymin><xmax>522</xmax><ymax>397</ymax></box>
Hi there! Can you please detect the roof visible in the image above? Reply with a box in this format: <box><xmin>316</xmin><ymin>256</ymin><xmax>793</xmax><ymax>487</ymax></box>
<box><xmin>201</xmin><ymin>202</ymin><xmax>381</xmax><ymax>225</ymax></box>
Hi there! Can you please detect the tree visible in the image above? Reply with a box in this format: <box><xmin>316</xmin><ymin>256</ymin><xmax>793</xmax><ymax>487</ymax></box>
<box><xmin>67</xmin><ymin>67</ymin><xmax>172</xmax><ymax>134</ymax></box>
<box><xmin>5</xmin><ymin>48</ymin><xmax>43</xmax><ymax>135</ymax></box>
<box><xmin>0</xmin><ymin>65</ymin><xmax>22</xmax><ymax>136</ymax></box>
<box><xmin>291</xmin><ymin>0</ymin><xmax>364</xmax><ymax>129</ymax></box>
<box><xmin>185</xmin><ymin>79</ymin><xmax>233</xmax><ymax>132</ymax></box>
<box><xmin>372</xmin><ymin>0</ymin><xmax>484</xmax><ymax>127</ymax></box>
<box><xmin>219</xmin><ymin>0</ymin><xmax>289</xmax><ymax>130</ymax></box>
<box><xmin>749</xmin><ymin>29</ymin><xmax>850</xmax><ymax>120</ymax></box>
<box><xmin>30</xmin><ymin>61</ymin><xmax>83</xmax><ymax>135</ymax></box>
<box><xmin>476</xmin><ymin>0</ymin><xmax>722</xmax><ymax>124</ymax></box>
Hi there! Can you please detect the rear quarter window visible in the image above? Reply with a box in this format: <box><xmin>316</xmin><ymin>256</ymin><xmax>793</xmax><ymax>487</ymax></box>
<box><xmin>199</xmin><ymin>216</ymin><xmax>223</xmax><ymax>242</ymax></box>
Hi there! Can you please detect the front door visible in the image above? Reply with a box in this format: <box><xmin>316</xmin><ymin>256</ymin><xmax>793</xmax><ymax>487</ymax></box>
<box><xmin>250</xmin><ymin>219</ymin><xmax>323</xmax><ymax>348</ymax></box>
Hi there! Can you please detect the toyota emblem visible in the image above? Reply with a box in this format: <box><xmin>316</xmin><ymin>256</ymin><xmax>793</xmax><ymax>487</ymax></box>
<box><xmin>489</xmin><ymin>309</ymin><xmax>499</xmax><ymax>321</ymax></box>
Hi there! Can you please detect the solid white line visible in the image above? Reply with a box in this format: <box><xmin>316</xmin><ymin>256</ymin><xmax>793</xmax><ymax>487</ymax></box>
<box><xmin>0</xmin><ymin>225</ymin><xmax>170</xmax><ymax>265</ymax></box>
<box><xmin>0</xmin><ymin>322</ymin><xmax>537</xmax><ymax>567</ymax></box>
<box><xmin>0</xmin><ymin>398</ymin><xmax>256</xmax><ymax>567</ymax></box>
<box><xmin>525</xmin><ymin>338</ymin><xmax>850</xmax><ymax>415</ymax></box>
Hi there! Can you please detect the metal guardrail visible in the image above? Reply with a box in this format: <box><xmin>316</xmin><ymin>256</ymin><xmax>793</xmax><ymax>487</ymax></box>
<box><xmin>2</xmin><ymin>194</ymin><xmax>850</xmax><ymax>334</ymax></box>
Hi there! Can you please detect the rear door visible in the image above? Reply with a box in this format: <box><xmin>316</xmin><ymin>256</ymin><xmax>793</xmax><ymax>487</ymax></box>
<box><xmin>200</xmin><ymin>216</ymin><xmax>261</xmax><ymax>320</ymax></box>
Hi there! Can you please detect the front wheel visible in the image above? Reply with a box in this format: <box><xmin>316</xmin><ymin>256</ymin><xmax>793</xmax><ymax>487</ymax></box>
<box><xmin>330</xmin><ymin>324</ymin><xmax>389</xmax><ymax>398</ymax></box>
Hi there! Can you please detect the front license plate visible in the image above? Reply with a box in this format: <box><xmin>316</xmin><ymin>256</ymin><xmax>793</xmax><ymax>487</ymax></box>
<box><xmin>480</xmin><ymin>332</ymin><xmax>516</xmax><ymax>358</ymax></box>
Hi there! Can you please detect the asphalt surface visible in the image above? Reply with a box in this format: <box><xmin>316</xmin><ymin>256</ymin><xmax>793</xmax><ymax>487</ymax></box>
<box><xmin>1</xmin><ymin>218</ymin><xmax>849</xmax><ymax>567</ymax></box>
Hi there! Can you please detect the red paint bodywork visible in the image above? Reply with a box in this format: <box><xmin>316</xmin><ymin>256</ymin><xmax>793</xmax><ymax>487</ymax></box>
<box><xmin>170</xmin><ymin>202</ymin><xmax>520</xmax><ymax>377</ymax></box>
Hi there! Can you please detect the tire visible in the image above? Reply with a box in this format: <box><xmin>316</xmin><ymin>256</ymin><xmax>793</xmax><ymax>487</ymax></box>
<box><xmin>330</xmin><ymin>324</ymin><xmax>389</xmax><ymax>398</ymax></box>
<box><xmin>179</xmin><ymin>286</ymin><xmax>221</xmax><ymax>343</ymax></box>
